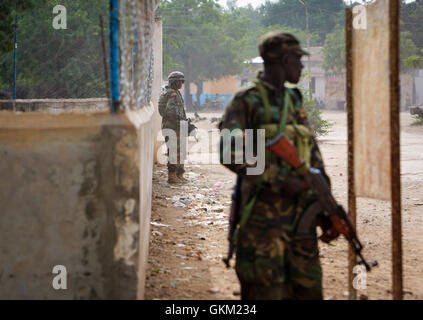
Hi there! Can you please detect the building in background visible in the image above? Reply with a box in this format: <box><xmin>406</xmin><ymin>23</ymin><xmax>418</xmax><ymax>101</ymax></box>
<box><xmin>179</xmin><ymin>46</ymin><xmax>422</xmax><ymax>111</ymax></box>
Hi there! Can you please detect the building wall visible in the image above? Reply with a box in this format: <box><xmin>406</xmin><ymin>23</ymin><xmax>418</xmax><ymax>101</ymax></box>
<box><xmin>0</xmin><ymin>102</ymin><xmax>156</xmax><ymax>300</ymax></box>
<box><xmin>151</xmin><ymin>17</ymin><xmax>163</xmax><ymax>164</ymax></box>
<box><xmin>400</xmin><ymin>73</ymin><xmax>414</xmax><ymax>110</ymax></box>
<box><xmin>315</xmin><ymin>77</ymin><xmax>326</xmax><ymax>100</ymax></box>
<box><xmin>202</xmin><ymin>76</ymin><xmax>238</xmax><ymax>95</ymax></box>
<box><xmin>324</xmin><ymin>74</ymin><xmax>346</xmax><ymax>109</ymax></box>
<box><xmin>182</xmin><ymin>76</ymin><xmax>239</xmax><ymax>107</ymax></box>
<box><xmin>415</xmin><ymin>70</ymin><xmax>423</xmax><ymax>106</ymax></box>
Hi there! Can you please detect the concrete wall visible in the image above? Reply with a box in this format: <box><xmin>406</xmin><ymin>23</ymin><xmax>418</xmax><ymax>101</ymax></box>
<box><xmin>314</xmin><ymin>77</ymin><xmax>326</xmax><ymax>101</ymax></box>
<box><xmin>415</xmin><ymin>70</ymin><xmax>423</xmax><ymax>106</ymax></box>
<box><xmin>152</xmin><ymin>16</ymin><xmax>163</xmax><ymax>163</ymax></box>
<box><xmin>0</xmin><ymin>98</ymin><xmax>109</xmax><ymax>113</ymax></box>
<box><xmin>0</xmin><ymin>104</ymin><xmax>154</xmax><ymax>299</ymax></box>
<box><xmin>126</xmin><ymin>104</ymin><xmax>155</xmax><ymax>300</ymax></box>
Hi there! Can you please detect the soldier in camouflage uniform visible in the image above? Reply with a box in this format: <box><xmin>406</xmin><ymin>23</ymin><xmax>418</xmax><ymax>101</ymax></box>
<box><xmin>219</xmin><ymin>32</ymin><xmax>338</xmax><ymax>300</ymax></box>
<box><xmin>159</xmin><ymin>71</ymin><xmax>188</xmax><ymax>184</ymax></box>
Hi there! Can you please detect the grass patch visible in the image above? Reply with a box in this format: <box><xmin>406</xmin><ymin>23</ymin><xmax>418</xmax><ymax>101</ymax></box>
<box><xmin>411</xmin><ymin>115</ymin><xmax>423</xmax><ymax>126</ymax></box>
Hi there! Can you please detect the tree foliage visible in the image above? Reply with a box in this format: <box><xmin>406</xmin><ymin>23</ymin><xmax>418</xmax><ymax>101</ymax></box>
<box><xmin>321</xmin><ymin>25</ymin><xmax>344</xmax><ymax>73</ymax></box>
<box><xmin>260</xmin><ymin>0</ymin><xmax>345</xmax><ymax>45</ymax></box>
<box><xmin>322</xmin><ymin>27</ymin><xmax>422</xmax><ymax>74</ymax></box>
<box><xmin>400</xmin><ymin>31</ymin><xmax>419</xmax><ymax>69</ymax></box>
<box><xmin>404</xmin><ymin>55</ymin><xmax>423</xmax><ymax>70</ymax></box>
<box><xmin>0</xmin><ymin>0</ymin><xmax>109</xmax><ymax>98</ymax></box>
<box><xmin>242</xmin><ymin>24</ymin><xmax>319</xmax><ymax>60</ymax></box>
<box><xmin>303</xmin><ymin>97</ymin><xmax>333</xmax><ymax>136</ymax></box>
<box><xmin>400</xmin><ymin>0</ymin><xmax>423</xmax><ymax>50</ymax></box>
<box><xmin>159</xmin><ymin>0</ymin><xmax>249</xmax><ymax>106</ymax></box>
<box><xmin>0</xmin><ymin>0</ymin><xmax>43</xmax><ymax>54</ymax></box>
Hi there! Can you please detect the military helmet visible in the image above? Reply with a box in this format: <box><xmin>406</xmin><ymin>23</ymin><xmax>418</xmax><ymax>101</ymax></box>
<box><xmin>258</xmin><ymin>31</ymin><xmax>309</xmax><ymax>61</ymax></box>
<box><xmin>168</xmin><ymin>71</ymin><xmax>185</xmax><ymax>82</ymax></box>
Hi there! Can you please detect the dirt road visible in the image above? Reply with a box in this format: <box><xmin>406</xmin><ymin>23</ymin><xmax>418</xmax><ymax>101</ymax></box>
<box><xmin>145</xmin><ymin>111</ymin><xmax>423</xmax><ymax>300</ymax></box>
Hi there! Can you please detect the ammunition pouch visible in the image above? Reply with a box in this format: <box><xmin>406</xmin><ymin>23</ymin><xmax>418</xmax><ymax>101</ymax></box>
<box><xmin>256</xmin><ymin>79</ymin><xmax>313</xmax><ymax>170</ymax></box>
<box><xmin>259</xmin><ymin>123</ymin><xmax>312</xmax><ymax>169</ymax></box>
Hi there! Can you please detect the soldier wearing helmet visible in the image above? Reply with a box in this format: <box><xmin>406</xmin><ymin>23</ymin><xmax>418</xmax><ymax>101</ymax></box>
<box><xmin>158</xmin><ymin>71</ymin><xmax>188</xmax><ymax>184</ymax></box>
<box><xmin>219</xmin><ymin>32</ymin><xmax>337</xmax><ymax>299</ymax></box>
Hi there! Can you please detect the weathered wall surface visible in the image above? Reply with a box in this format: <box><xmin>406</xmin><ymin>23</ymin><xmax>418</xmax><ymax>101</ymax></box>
<box><xmin>0</xmin><ymin>98</ymin><xmax>109</xmax><ymax>113</ymax></box>
<box><xmin>0</xmin><ymin>110</ymin><xmax>148</xmax><ymax>299</ymax></box>
<box><xmin>151</xmin><ymin>16</ymin><xmax>163</xmax><ymax>163</ymax></box>
<box><xmin>125</xmin><ymin>104</ymin><xmax>155</xmax><ymax>300</ymax></box>
<box><xmin>351</xmin><ymin>0</ymin><xmax>392</xmax><ymax>200</ymax></box>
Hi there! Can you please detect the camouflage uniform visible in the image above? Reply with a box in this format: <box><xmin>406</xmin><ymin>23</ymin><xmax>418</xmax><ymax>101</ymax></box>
<box><xmin>159</xmin><ymin>72</ymin><xmax>187</xmax><ymax>180</ymax></box>
<box><xmin>219</xmin><ymin>33</ymin><xmax>331</xmax><ymax>300</ymax></box>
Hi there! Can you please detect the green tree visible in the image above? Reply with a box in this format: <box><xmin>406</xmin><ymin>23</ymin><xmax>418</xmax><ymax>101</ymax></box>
<box><xmin>400</xmin><ymin>31</ymin><xmax>419</xmax><ymax>68</ymax></box>
<box><xmin>322</xmin><ymin>27</ymin><xmax>421</xmax><ymax>74</ymax></box>
<box><xmin>0</xmin><ymin>0</ymin><xmax>109</xmax><ymax>98</ymax></box>
<box><xmin>260</xmin><ymin>0</ymin><xmax>345</xmax><ymax>45</ymax></box>
<box><xmin>400</xmin><ymin>0</ymin><xmax>423</xmax><ymax>50</ymax></box>
<box><xmin>405</xmin><ymin>47</ymin><xmax>423</xmax><ymax>70</ymax></box>
<box><xmin>241</xmin><ymin>24</ymin><xmax>319</xmax><ymax>60</ymax></box>
<box><xmin>160</xmin><ymin>0</ymin><xmax>249</xmax><ymax>107</ymax></box>
<box><xmin>303</xmin><ymin>96</ymin><xmax>332</xmax><ymax>136</ymax></box>
<box><xmin>0</xmin><ymin>0</ymin><xmax>43</xmax><ymax>53</ymax></box>
<box><xmin>321</xmin><ymin>25</ymin><xmax>345</xmax><ymax>73</ymax></box>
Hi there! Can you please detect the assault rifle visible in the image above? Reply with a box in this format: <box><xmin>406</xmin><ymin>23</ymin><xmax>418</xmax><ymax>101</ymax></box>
<box><xmin>187</xmin><ymin>118</ymin><xmax>198</xmax><ymax>141</ymax></box>
<box><xmin>266</xmin><ymin>133</ymin><xmax>378</xmax><ymax>272</ymax></box>
<box><xmin>187</xmin><ymin>118</ymin><xmax>197</xmax><ymax>134</ymax></box>
<box><xmin>223</xmin><ymin>176</ymin><xmax>241</xmax><ymax>268</ymax></box>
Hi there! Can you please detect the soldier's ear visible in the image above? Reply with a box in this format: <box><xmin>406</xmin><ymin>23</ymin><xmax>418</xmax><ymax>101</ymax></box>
<box><xmin>280</xmin><ymin>54</ymin><xmax>289</xmax><ymax>67</ymax></box>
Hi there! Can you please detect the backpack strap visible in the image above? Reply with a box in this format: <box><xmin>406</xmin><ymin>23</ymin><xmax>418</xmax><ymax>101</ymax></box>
<box><xmin>234</xmin><ymin>81</ymin><xmax>293</xmax><ymax>244</ymax></box>
<box><xmin>253</xmin><ymin>79</ymin><xmax>271</xmax><ymax>124</ymax></box>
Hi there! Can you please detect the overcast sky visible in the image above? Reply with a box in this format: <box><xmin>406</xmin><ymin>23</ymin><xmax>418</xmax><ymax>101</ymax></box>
<box><xmin>218</xmin><ymin>0</ymin><xmax>415</xmax><ymax>9</ymax></box>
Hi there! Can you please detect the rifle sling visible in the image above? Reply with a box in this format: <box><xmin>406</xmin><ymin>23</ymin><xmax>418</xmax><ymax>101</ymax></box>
<box><xmin>295</xmin><ymin>201</ymin><xmax>322</xmax><ymax>235</ymax></box>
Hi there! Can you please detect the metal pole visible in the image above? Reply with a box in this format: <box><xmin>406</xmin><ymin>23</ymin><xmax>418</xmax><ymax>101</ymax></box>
<box><xmin>109</xmin><ymin>0</ymin><xmax>120</xmax><ymax>112</ymax></box>
<box><xmin>305</xmin><ymin>2</ymin><xmax>311</xmax><ymax>100</ymax></box>
<box><xmin>389</xmin><ymin>0</ymin><xmax>402</xmax><ymax>301</ymax></box>
<box><xmin>345</xmin><ymin>8</ymin><xmax>357</xmax><ymax>301</ymax></box>
<box><xmin>133</xmin><ymin>8</ymin><xmax>138</xmax><ymax>87</ymax></box>
<box><xmin>13</xmin><ymin>15</ymin><xmax>18</xmax><ymax>104</ymax></box>
<box><xmin>299</xmin><ymin>0</ymin><xmax>311</xmax><ymax>99</ymax></box>
<box><xmin>100</xmin><ymin>15</ymin><xmax>111</xmax><ymax>102</ymax></box>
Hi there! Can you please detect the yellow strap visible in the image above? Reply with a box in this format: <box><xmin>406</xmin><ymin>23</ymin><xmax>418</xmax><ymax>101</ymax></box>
<box><xmin>285</xmin><ymin>88</ymin><xmax>298</xmax><ymax>126</ymax></box>
<box><xmin>254</xmin><ymin>79</ymin><xmax>271</xmax><ymax>123</ymax></box>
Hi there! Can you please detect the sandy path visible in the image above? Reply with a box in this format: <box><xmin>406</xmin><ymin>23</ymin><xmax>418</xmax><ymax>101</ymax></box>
<box><xmin>145</xmin><ymin>111</ymin><xmax>423</xmax><ymax>300</ymax></box>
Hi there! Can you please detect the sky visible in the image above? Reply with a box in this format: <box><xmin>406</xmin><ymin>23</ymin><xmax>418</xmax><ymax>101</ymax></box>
<box><xmin>218</xmin><ymin>0</ymin><xmax>415</xmax><ymax>9</ymax></box>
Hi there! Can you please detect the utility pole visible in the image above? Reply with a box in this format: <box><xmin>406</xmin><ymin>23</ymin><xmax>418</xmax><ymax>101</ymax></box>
<box><xmin>109</xmin><ymin>0</ymin><xmax>120</xmax><ymax>112</ymax></box>
<box><xmin>299</xmin><ymin>0</ymin><xmax>312</xmax><ymax>100</ymax></box>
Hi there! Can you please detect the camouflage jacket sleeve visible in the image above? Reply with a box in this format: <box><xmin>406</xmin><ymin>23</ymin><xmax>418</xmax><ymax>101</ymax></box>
<box><xmin>164</xmin><ymin>90</ymin><xmax>185</xmax><ymax>121</ymax></box>
<box><xmin>219</xmin><ymin>92</ymin><xmax>257</xmax><ymax>175</ymax></box>
<box><xmin>292</xmin><ymin>89</ymin><xmax>332</xmax><ymax>189</ymax></box>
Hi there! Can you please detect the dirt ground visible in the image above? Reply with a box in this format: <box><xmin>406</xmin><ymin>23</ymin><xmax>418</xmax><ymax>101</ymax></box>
<box><xmin>144</xmin><ymin>110</ymin><xmax>423</xmax><ymax>300</ymax></box>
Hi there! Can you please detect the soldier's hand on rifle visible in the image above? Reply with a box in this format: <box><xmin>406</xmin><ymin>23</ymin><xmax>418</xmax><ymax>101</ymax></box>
<box><xmin>280</xmin><ymin>175</ymin><xmax>308</xmax><ymax>198</ymax></box>
<box><xmin>317</xmin><ymin>216</ymin><xmax>340</xmax><ymax>243</ymax></box>
<box><xmin>263</xmin><ymin>164</ymin><xmax>307</xmax><ymax>197</ymax></box>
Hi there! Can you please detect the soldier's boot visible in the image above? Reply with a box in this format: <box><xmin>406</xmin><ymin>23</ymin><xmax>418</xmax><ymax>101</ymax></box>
<box><xmin>176</xmin><ymin>167</ymin><xmax>188</xmax><ymax>183</ymax></box>
<box><xmin>177</xmin><ymin>173</ymin><xmax>188</xmax><ymax>182</ymax></box>
<box><xmin>168</xmin><ymin>171</ymin><xmax>179</xmax><ymax>184</ymax></box>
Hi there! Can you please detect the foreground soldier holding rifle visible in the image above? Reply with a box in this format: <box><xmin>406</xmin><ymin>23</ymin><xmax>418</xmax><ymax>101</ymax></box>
<box><xmin>266</xmin><ymin>133</ymin><xmax>377</xmax><ymax>272</ymax></box>
<box><xmin>219</xmin><ymin>31</ymin><xmax>376</xmax><ymax>300</ymax></box>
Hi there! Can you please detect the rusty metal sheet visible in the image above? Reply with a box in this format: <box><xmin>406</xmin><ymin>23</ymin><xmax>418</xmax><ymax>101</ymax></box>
<box><xmin>351</xmin><ymin>0</ymin><xmax>393</xmax><ymax>200</ymax></box>
<box><xmin>348</xmin><ymin>0</ymin><xmax>402</xmax><ymax>299</ymax></box>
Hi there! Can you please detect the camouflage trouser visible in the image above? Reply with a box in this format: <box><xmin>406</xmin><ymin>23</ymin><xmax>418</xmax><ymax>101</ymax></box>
<box><xmin>235</xmin><ymin>197</ymin><xmax>323</xmax><ymax>300</ymax></box>
<box><xmin>165</xmin><ymin>135</ymin><xmax>184</xmax><ymax>175</ymax></box>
